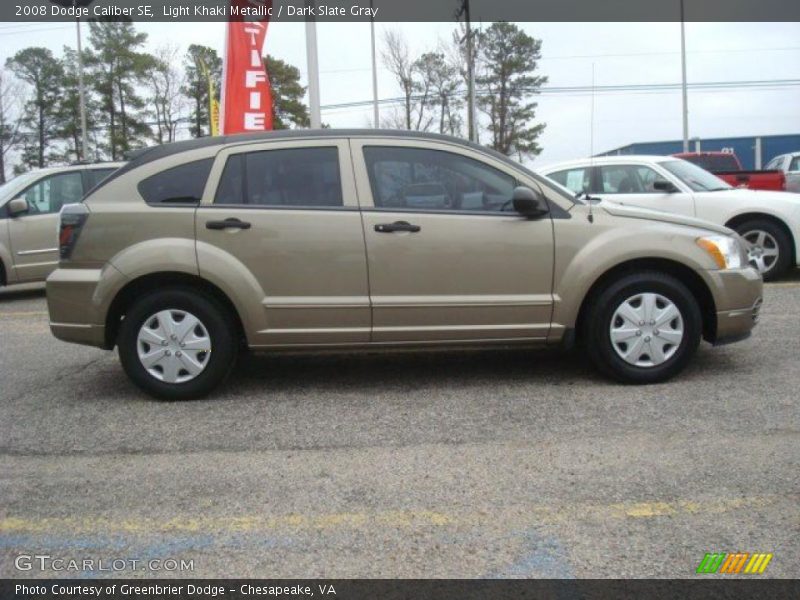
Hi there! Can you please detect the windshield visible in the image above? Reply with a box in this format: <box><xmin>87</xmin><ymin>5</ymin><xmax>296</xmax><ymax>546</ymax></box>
<box><xmin>681</xmin><ymin>154</ymin><xmax>739</xmax><ymax>171</ymax></box>
<box><xmin>659</xmin><ymin>159</ymin><xmax>732</xmax><ymax>192</ymax></box>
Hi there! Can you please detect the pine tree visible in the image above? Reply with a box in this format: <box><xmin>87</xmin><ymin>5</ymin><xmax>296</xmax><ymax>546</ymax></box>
<box><xmin>5</xmin><ymin>47</ymin><xmax>64</xmax><ymax>168</ymax></box>
<box><xmin>265</xmin><ymin>57</ymin><xmax>310</xmax><ymax>129</ymax></box>
<box><xmin>183</xmin><ymin>45</ymin><xmax>221</xmax><ymax>138</ymax></box>
<box><xmin>85</xmin><ymin>21</ymin><xmax>155</xmax><ymax>159</ymax></box>
<box><xmin>476</xmin><ymin>22</ymin><xmax>548</xmax><ymax>158</ymax></box>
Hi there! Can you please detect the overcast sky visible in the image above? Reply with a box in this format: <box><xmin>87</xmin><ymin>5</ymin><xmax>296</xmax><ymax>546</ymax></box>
<box><xmin>1</xmin><ymin>21</ymin><xmax>798</xmax><ymax>166</ymax></box>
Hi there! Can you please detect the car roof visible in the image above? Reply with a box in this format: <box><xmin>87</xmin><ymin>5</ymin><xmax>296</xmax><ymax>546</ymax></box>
<box><xmin>10</xmin><ymin>162</ymin><xmax>124</xmax><ymax>178</ymax></box>
<box><xmin>538</xmin><ymin>155</ymin><xmax>677</xmax><ymax>173</ymax></box>
<box><xmin>124</xmin><ymin>128</ymin><xmax>495</xmax><ymax>165</ymax></box>
<box><xmin>100</xmin><ymin>129</ymin><xmax>558</xmax><ymax>198</ymax></box>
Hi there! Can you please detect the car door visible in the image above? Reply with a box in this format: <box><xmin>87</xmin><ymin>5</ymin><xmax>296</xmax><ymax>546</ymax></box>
<box><xmin>7</xmin><ymin>170</ymin><xmax>84</xmax><ymax>282</ymax></box>
<box><xmin>591</xmin><ymin>164</ymin><xmax>695</xmax><ymax>217</ymax></box>
<box><xmin>195</xmin><ymin>139</ymin><xmax>370</xmax><ymax>347</ymax></box>
<box><xmin>352</xmin><ymin>139</ymin><xmax>554</xmax><ymax>343</ymax></box>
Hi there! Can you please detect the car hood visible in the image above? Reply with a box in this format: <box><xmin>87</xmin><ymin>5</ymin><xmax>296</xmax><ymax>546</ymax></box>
<box><xmin>599</xmin><ymin>200</ymin><xmax>732</xmax><ymax>235</ymax></box>
<box><xmin>695</xmin><ymin>188</ymin><xmax>800</xmax><ymax>205</ymax></box>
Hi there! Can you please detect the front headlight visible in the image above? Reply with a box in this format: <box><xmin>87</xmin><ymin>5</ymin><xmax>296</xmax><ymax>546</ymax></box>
<box><xmin>696</xmin><ymin>235</ymin><xmax>744</xmax><ymax>269</ymax></box>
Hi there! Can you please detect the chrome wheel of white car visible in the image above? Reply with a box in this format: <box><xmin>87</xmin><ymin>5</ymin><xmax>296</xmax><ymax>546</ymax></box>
<box><xmin>609</xmin><ymin>293</ymin><xmax>684</xmax><ymax>368</ymax></box>
<box><xmin>137</xmin><ymin>309</ymin><xmax>211</xmax><ymax>383</ymax></box>
<box><xmin>741</xmin><ymin>229</ymin><xmax>779</xmax><ymax>275</ymax></box>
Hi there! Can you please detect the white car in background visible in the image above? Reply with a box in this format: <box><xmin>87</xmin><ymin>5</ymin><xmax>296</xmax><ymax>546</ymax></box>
<box><xmin>539</xmin><ymin>156</ymin><xmax>800</xmax><ymax>280</ymax></box>
<box><xmin>0</xmin><ymin>163</ymin><xmax>123</xmax><ymax>287</ymax></box>
<box><xmin>765</xmin><ymin>152</ymin><xmax>800</xmax><ymax>194</ymax></box>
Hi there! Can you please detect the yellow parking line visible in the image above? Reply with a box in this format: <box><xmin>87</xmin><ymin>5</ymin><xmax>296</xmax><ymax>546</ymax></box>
<box><xmin>0</xmin><ymin>311</ymin><xmax>48</xmax><ymax>318</ymax></box>
<box><xmin>0</xmin><ymin>495</ymin><xmax>785</xmax><ymax>535</ymax></box>
<box><xmin>765</xmin><ymin>282</ymin><xmax>800</xmax><ymax>288</ymax></box>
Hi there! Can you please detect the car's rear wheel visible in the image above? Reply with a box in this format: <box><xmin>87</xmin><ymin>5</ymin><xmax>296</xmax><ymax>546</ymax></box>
<box><xmin>584</xmin><ymin>272</ymin><xmax>702</xmax><ymax>383</ymax></box>
<box><xmin>118</xmin><ymin>288</ymin><xmax>238</xmax><ymax>400</ymax></box>
<box><xmin>734</xmin><ymin>219</ymin><xmax>791</xmax><ymax>281</ymax></box>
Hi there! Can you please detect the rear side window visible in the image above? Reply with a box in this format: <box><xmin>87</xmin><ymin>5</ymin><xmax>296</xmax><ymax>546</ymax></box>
<box><xmin>790</xmin><ymin>157</ymin><xmax>800</xmax><ymax>172</ymax></box>
<box><xmin>214</xmin><ymin>147</ymin><xmax>343</xmax><ymax>208</ymax></box>
<box><xmin>138</xmin><ymin>158</ymin><xmax>214</xmax><ymax>205</ymax></box>
<box><xmin>85</xmin><ymin>168</ymin><xmax>117</xmax><ymax>190</ymax></box>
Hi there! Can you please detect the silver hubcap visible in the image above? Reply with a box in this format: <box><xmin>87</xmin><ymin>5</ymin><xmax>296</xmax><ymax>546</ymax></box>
<box><xmin>610</xmin><ymin>293</ymin><xmax>684</xmax><ymax>368</ymax></box>
<box><xmin>742</xmin><ymin>230</ymin><xmax>779</xmax><ymax>274</ymax></box>
<box><xmin>137</xmin><ymin>309</ymin><xmax>211</xmax><ymax>383</ymax></box>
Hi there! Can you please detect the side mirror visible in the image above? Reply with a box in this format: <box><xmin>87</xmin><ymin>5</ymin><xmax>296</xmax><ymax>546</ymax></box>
<box><xmin>653</xmin><ymin>180</ymin><xmax>679</xmax><ymax>193</ymax></box>
<box><xmin>512</xmin><ymin>186</ymin><xmax>549</xmax><ymax>219</ymax></box>
<box><xmin>7</xmin><ymin>197</ymin><xmax>29</xmax><ymax>217</ymax></box>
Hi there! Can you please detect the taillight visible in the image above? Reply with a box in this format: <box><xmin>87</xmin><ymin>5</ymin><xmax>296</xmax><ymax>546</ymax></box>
<box><xmin>58</xmin><ymin>203</ymin><xmax>89</xmax><ymax>260</ymax></box>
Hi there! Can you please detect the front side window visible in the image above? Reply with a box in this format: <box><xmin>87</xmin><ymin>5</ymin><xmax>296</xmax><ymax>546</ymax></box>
<box><xmin>215</xmin><ymin>147</ymin><xmax>343</xmax><ymax>208</ymax></box>
<box><xmin>363</xmin><ymin>146</ymin><xmax>516</xmax><ymax>212</ymax></box>
<box><xmin>597</xmin><ymin>165</ymin><xmax>667</xmax><ymax>194</ymax></box>
<box><xmin>789</xmin><ymin>156</ymin><xmax>800</xmax><ymax>172</ymax></box>
<box><xmin>22</xmin><ymin>172</ymin><xmax>83</xmax><ymax>214</ymax></box>
<box><xmin>548</xmin><ymin>168</ymin><xmax>590</xmax><ymax>195</ymax></box>
<box><xmin>138</xmin><ymin>158</ymin><xmax>214</xmax><ymax>204</ymax></box>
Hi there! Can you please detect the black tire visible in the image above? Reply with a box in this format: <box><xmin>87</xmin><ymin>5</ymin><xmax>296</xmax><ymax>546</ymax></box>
<box><xmin>117</xmin><ymin>288</ymin><xmax>238</xmax><ymax>400</ymax></box>
<box><xmin>733</xmin><ymin>219</ymin><xmax>792</xmax><ymax>282</ymax></box>
<box><xmin>583</xmin><ymin>271</ymin><xmax>702</xmax><ymax>384</ymax></box>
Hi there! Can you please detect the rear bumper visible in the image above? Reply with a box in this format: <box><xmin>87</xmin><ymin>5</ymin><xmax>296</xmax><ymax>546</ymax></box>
<box><xmin>50</xmin><ymin>322</ymin><xmax>106</xmax><ymax>347</ymax></box>
<box><xmin>46</xmin><ymin>264</ymin><xmax>124</xmax><ymax>349</ymax></box>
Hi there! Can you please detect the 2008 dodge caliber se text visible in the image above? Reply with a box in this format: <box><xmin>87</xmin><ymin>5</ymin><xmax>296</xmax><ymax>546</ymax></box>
<box><xmin>46</xmin><ymin>130</ymin><xmax>763</xmax><ymax>400</ymax></box>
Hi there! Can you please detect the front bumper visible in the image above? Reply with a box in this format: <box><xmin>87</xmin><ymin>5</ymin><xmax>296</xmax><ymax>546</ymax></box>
<box><xmin>706</xmin><ymin>266</ymin><xmax>763</xmax><ymax>345</ymax></box>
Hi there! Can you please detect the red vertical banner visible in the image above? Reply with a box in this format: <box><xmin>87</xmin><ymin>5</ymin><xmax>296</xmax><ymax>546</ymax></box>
<box><xmin>220</xmin><ymin>0</ymin><xmax>274</xmax><ymax>134</ymax></box>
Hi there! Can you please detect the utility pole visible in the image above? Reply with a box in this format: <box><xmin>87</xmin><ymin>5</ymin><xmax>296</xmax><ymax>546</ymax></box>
<box><xmin>75</xmin><ymin>8</ymin><xmax>89</xmax><ymax>161</ymax></box>
<box><xmin>680</xmin><ymin>0</ymin><xmax>689</xmax><ymax>152</ymax></box>
<box><xmin>305</xmin><ymin>0</ymin><xmax>321</xmax><ymax>128</ymax></box>
<box><xmin>457</xmin><ymin>0</ymin><xmax>478</xmax><ymax>143</ymax></box>
<box><xmin>464</xmin><ymin>0</ymin><xmax>478</xmax><ymax>143</ymax></box>
<box><xmin>370</xmin><ymin>0</ymin><xmax>379</xmax><ymax>127</ymax></box>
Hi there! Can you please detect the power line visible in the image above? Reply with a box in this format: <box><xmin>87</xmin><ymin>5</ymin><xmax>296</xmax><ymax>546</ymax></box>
<box><xmin>320</xmin><ymin>78</ymin><xmax>800</xmax><ymax>111</ymax></box>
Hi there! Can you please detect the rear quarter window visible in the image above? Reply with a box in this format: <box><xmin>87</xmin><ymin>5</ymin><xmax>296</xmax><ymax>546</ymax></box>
<box><xmin>85</xmin><ymin>168</ymin><xmax>117</xmax><ymax>191</ymax></box>
<box><xmin>137</xmin><ymin>158</ymin><xmax>214</xmax><ymax>205</ymax></box>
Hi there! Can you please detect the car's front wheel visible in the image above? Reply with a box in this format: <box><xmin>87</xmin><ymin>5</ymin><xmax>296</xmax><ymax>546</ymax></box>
<box><xmin>734</xmin><ymin>219</ymin><xmax>791</xmax><ymax>281</ymax></box>
<box><xmin>584</xmin><ymin>272</ymin><xmax>702</xmax><ymax>383</ymax></box>
<box><xmin>117</xmin><ymin>288</ymin><xmax>238</xmax><ymax>400</ymax></box>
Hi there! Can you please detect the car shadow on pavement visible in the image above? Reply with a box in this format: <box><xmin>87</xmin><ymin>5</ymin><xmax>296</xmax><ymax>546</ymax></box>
<box><xmin>0</xmin><ymin>283</ymin><xmax>46</xmax><ymax>302</ymax></box>
<box><xmin>226</xmin><ymin>347</ymin><xmax>607</xmax><ymax>396</ymax></box>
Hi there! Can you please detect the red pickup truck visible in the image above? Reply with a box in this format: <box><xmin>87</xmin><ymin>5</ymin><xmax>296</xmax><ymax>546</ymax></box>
<box><xmin>674</xmin><ymin>151</ymin><xmax>786</xmax><ymax>191</ymax></box>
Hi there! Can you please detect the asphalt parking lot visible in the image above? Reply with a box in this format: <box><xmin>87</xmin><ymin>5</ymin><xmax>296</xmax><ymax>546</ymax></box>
<box><xmin>1</xmin><ymin>274</ymin><xmax>798</xmax><ymax>579</ymax></box>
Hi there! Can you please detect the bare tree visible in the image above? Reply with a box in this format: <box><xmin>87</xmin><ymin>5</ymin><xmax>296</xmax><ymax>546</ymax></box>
<box><xmin>381</xmin><ymin>29</ymin><xmax>415</xmax><ymax>130</ymax></box>
<box><xmin>0</xmin><ymin>70</ymin><xmax>26</xmax><ymax>183</ymax></box>
<box><xmin>415</xmin><ymin>50</ymin><xmax>462</xmax><ymax>135</ymax></box>
<box><xmin>147</xmin><ymin>45</ymin><xmax>186</xmax><ymax>145</ymax></box>
<box><xmin>448</xmin><ymin>22</ymin><xmax>478</xmax><ymax>141</ymax></box>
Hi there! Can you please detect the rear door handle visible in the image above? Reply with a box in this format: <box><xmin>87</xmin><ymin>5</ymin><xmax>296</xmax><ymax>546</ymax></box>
<box><xmin>206</xmin><ymin>218</ymin><xmax>251</xmax><ymax>230</ymax></box>
<box><xmin>374</xmin><ymin>221</ymin><xmax>421</xmax><ymax>233</ymax></box>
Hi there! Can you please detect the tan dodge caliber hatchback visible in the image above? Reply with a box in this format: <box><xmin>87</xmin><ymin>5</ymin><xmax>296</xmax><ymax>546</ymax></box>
<box><xmin>46</xmin><ymin>131</ymin><xmax>762</xmax><ymax>400</ymax></box>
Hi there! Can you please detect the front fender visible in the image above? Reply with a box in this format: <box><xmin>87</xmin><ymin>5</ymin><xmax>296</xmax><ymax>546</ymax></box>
<box><xmin>551</xmin><ymin>215</ymin><xmax>720</xmax><ymax>330</ymax></box>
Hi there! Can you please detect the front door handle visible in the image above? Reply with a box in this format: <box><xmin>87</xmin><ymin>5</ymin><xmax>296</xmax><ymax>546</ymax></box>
<box><xmin>206</xmin><ymin>218</ymin><xmax>251</xmax><ymax>230</ymax></box>
<box><xmin>374</xmin><ymin>221</ymin><xmax>421</xmax><ymax>233</ymax></box>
